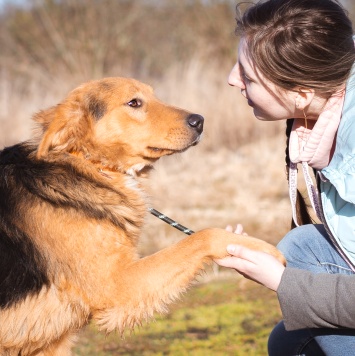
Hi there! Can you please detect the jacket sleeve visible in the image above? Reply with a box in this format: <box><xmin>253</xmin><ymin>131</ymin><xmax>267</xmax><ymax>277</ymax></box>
<box><xmin>277</xmin><ymin>267</ymin><xmax>355</xmax><ymax>330</ymax></box>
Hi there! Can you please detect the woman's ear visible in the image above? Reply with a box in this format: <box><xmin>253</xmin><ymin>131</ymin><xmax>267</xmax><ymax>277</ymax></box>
<box><xmin>295</xmin><ymin>89</ymin><xmax>315</xmax><ymax>110</ymax></box>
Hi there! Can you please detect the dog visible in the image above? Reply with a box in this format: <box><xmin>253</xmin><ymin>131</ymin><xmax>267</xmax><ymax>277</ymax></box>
<box><xmin>0</xmin><ymin>77</ymin><xmax>285</xmax><ymax>355</ymax></box>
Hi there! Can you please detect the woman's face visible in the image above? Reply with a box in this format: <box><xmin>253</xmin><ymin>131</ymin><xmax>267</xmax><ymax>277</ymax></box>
<box><xmin>228</xmin><ymin>38</ymin><xmax>297</xmax><ymax>121</ymax></box>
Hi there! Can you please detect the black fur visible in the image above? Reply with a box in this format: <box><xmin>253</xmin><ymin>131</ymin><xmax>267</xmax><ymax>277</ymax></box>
<box><xmin>0</xmin><ymin>144</ymin><xmax>132</xmax><ymax>226</ymax></box>
<box><xmin>0</xmin><ymin>220</ymin><xmax>50</xmax><ymax>308</ymax></box>
<box><xmin>0</xmin><ymin>145</ymin><xmax>50</xmax><ymax>308</ymax></box>
<box><xmin>87</xmin><ymin>96</ymin><xmax>107</xmax><ymax>120</ymax></box>
<box><xmin>0</xmin><ymin>143</ymin><xmax>137</xmax><ymax>308</ymax></box>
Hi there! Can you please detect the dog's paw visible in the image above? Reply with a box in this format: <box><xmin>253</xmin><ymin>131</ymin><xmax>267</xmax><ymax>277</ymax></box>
<box><xmin>195</xmin><ymin>228</ymin><xmax>286</xmax><ymax>265</ymax></box>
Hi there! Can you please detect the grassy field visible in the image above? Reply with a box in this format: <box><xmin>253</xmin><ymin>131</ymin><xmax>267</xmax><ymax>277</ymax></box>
<box><xmin>1</xmin><ymin>1</ymin><xmax>353</xmax><ymax>355</ymax></box>
<box><xmin>68</xmin><ymin>138</ymin><xmax>290</xmax><ymax>355</ymax></box>
<box><xmin>74</xmin><ymin>276</ymin><xmax>281</xmax><ymax>355</ymax></box>
<box><xmin>0</xmin><ymin>2</ymin><xmax>304</xmax><ymax>354</ymax></box>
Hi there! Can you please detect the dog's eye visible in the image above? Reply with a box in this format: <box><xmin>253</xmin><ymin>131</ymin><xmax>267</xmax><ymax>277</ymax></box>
<box><xmin>127</xmin><ymin>99</ymin><xmax>142</xmax><ymax>108</ymax></box>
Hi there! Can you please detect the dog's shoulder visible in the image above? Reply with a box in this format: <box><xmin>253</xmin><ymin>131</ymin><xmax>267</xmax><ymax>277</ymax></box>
<box><xmin>0</xmin><ymin>142</ymin><xmax>120</xmax><ymax>215</ymax></box>
<box><xmin>0</xmin><ymin>142</ymin><xmax>40</xmax><ymax>211</ymax></box>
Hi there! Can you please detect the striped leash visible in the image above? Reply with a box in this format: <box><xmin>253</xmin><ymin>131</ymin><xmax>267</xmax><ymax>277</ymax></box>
<box><xmin>148</xmin><ymin>207</ymin><xmax>194</xmax><ymax>235</ymax></box>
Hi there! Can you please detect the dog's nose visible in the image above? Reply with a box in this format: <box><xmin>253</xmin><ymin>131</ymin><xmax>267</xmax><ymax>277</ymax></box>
<box><xmin>187</xmin><ymin>114</ymin><xmax>204</xmax><ymax>134</ymax></box>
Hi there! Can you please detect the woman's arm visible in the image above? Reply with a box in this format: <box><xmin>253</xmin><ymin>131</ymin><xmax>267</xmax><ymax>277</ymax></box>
<box><xmin>279</xmin><ymin>267</ymin><xmax>355</xmax><ymax>330</ymax></box>
<box><xmin>216</xmin><ymin>245</ymin><xmax>355</xmax><ymax>330</ymax></box>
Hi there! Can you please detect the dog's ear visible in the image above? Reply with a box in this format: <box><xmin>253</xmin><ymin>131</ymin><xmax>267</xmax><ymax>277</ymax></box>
<box><xmin>35</xmin><ymin>92</ymin><xmax>106</xmax><ymax>159</ymax></box>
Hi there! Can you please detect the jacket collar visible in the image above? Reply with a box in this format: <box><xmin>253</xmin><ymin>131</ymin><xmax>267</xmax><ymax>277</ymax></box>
<box><xmin>289</xmin><ymin>92</ymin><xmax>344</xmax><ymax>170</ymax></box>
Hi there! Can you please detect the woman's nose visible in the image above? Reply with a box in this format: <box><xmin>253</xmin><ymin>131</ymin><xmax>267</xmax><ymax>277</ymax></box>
<box><xmin>228</xmin><ymin>63</ymin><xmax>245</xmax><ymax>89</ymax></box>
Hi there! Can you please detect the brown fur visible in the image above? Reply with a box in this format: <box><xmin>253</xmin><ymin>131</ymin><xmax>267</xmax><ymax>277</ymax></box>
<box><xmin>0</xmin><ymin>77</ymin><xmax>285</xmax><ymax>355</ymax></box>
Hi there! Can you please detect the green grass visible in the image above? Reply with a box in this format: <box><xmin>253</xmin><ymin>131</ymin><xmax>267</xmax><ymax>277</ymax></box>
<box><xmin>74</xmin><ymin>277</ymin><xmax>281</xmax><ymax>355</ymax></box>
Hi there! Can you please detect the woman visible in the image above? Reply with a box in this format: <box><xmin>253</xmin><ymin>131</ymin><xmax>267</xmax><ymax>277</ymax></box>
<box><xmin>215</xmin><ymin>0</ymin><xmax>355</xmax><ymax>355</ymax></box>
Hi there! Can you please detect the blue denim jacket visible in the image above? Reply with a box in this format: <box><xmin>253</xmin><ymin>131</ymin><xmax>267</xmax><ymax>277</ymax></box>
<box><xmin>321</xmin><ymin>68</ymin><xmax>355</xmax><ymax>268</ymax></box>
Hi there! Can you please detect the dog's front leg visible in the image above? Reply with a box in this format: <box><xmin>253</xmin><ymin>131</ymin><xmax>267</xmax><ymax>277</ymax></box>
<box><xmin>94</xmin><ymin>228</ymin><xmax>284</xmax><ymax>334</ymax></box>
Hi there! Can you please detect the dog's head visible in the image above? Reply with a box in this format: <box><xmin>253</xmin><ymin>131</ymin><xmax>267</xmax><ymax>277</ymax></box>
<box><xmin>34</xmin><ymin>77</ymin><xmax>203</xmax><ymax>174</ymax></box>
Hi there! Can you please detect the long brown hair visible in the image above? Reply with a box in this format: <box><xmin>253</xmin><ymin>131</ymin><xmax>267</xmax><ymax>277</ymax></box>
<box><xmin>235</xmin><ymin>0</ymin><xmax>355</xmax><ymax>226</ymax></box>
<box><xmin>236</xmin><ymin>0</ymin><xmax>355</xmax><ymax>95</ymax></box>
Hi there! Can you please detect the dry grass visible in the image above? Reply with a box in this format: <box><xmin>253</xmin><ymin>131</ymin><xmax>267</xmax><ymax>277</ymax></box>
<box><xmin>0</xmin><ymin>0</ymin><xmax>298</xmax><ymax>308</ymax></box>
<box><xmin>0</xmin><ymin>1</ymin><xmax>328</xmax><ymax>353</ymax></box>
<box><xmin>141</xmin><ymin>136</ymin><xmax>290</xmax><ymax>257</ymax></box>
<box><xmin>74</xmin><ymin>277</ymin><xmax>282</xmax><ymax>355</ymax></box>
<box><xmin>0</xmin><ymin>54</ymin><xmax>290</xmax><ymax>256</ymax></box>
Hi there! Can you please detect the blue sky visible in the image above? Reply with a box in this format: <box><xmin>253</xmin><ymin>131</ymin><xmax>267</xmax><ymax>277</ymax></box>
<box><xmin>0</xmin><ymin>0</ymin><xmax>25</xmax><ymax>8</ymax></box>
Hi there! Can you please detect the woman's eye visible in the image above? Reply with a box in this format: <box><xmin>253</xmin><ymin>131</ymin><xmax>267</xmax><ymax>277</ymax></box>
<box><xmin>242</xmin><ymin>73</ymin><xmax>252</xmax><ymax>84</ymax></box>
<box><xmin>127</xmin><ymin>99</ymin><xmax>142</xmax><ymax>108</ymax></box>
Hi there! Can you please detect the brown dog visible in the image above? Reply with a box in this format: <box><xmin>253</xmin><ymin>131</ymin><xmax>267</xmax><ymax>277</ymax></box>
<box><xmin>0</xmin><ymin>77</ymin><xmax>285</xmax><ymax>355</ymax></box>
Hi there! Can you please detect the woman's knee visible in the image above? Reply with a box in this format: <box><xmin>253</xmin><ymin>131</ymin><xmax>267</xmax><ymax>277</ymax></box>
<box><xmin>268</xmin><ymin>321</ymin><xmax>287</xmax><ymax>356</ymax></box>
<box><xmin>277</xmin><ymin>224</ymin><xmax>330</xmax><ymax>270</ymax></box>
<box><xmin>268</xmin><ymin>321</ymin><xmax>306</xmax><ymax>356</ymax></box>
<box><xmin>268</xmin><ymin>321</ymin><xmax>325</xmax><ymax>356</ymax></box>
<box><xmin>277</xmin><ymin>225</ymin><xmax>318</xmax><ymax>259</ymax></box>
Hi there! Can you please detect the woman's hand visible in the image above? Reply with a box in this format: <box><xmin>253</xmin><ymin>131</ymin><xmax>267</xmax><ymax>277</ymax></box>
<box><xmin>215</xmin><ymin>244</ymin><xmax>285</xmax><ymax>291</ymax></box>
<box><xmin>225</xmin><ymin>223</ymin><xmax>248</xmax><ymax>235</ymax></box>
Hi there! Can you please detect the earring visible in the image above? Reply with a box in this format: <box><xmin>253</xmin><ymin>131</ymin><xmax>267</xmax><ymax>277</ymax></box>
<box><xmin>295</xmin><ymin>97</ymin><xmax>301</xmax><ymax>109</ymax></box>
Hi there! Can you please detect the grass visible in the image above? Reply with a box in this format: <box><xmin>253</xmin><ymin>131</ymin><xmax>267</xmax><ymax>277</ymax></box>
<box><xmin>0</xmin><ymin>33</ymin><xmax>296</xmax><ymax>356</ymax></box>
<box><xmin>0</xmin><ymin>2</ymin><xmax>345</xmax><ymax>355</ymax></box>
<box><xmin>0</xmin><ymin>37</ymin><xmax>291</xmax><ymax>356</ymax></box>
<box><xmin>74</xmin><ymin>277</ymin><xmax>281</xmax><ymax>355</ymax></box>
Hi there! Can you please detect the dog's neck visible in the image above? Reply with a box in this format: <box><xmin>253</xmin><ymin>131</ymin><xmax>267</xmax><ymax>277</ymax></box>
<box><xmin>97</xmin><ymin>163</ymin><xmax>151</xmax><ymax>179</ymax></box>
<box><xmin>69</xmin><ymin>151</ymin><xmax>153</xmax><ymax>179</ymax></box>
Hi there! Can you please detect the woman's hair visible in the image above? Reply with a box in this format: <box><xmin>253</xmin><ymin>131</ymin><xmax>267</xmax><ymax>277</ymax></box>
<box><xmin>235</xmin><ymin>0</ymin><xmax>355</xmax><ymax>227</ymax></box>
<box><xmin>236</xmin><ymin>0</ymin><xmax>355</xmax><ymax>95</ymax></box>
